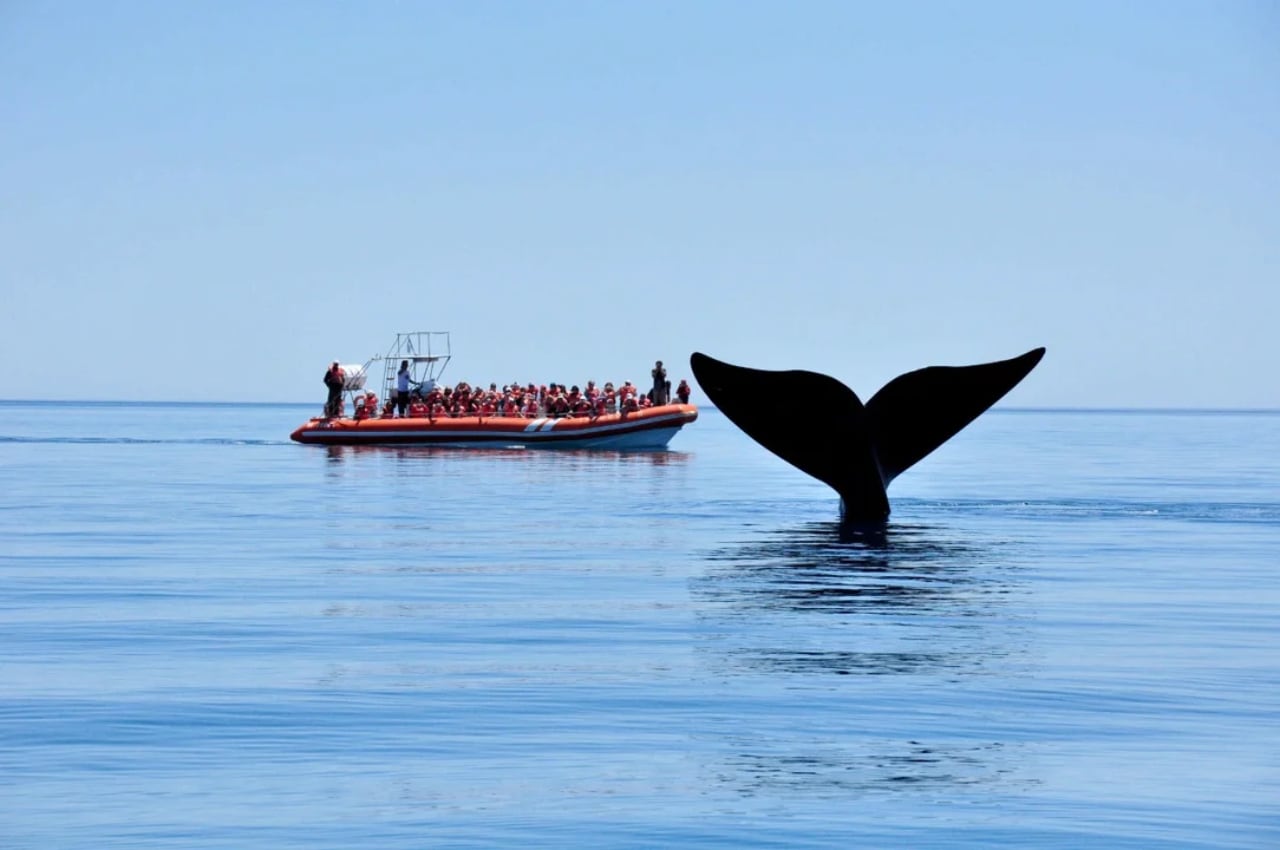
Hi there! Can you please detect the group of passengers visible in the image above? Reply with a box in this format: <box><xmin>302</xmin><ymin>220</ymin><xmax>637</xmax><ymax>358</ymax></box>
<box><xmin>349</xmin><ymin>375</ymin><xmax>692</xmax><ymax>421</ymax></box>
<box><xmin>325</xmin><ymin>359</ymin><xmax>692</xmax><ymax>421</ymax></box>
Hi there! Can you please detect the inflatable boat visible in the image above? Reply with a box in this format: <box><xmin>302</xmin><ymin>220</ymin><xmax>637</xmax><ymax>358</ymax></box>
<box><xmin>290</xmin><ymin>404</ymin><xmax>698</xmax><ymax>449</ymax></box>
<box><xmin>294</xmin><ymin>331</ymin><xmax>696</xmax><ymax>449</ymax></box>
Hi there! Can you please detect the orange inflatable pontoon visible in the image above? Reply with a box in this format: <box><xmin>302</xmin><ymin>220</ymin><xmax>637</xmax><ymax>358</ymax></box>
<box><xmin>291</xmin><ymin>404</ymin><xmax>698</xmax><ymax>449</ymax></box>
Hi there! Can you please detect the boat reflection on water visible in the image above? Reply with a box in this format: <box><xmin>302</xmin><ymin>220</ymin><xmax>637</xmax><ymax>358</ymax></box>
<box><xmin>692</xmin><ymin>520</ymin><xmax>1030</xmax><ymax>795</ymax></box>
<box><xmin>321</xmin><ymin>443</ymin><xmax>690</xmax><ymax>466</ymax></box>
<box><xmin>320</xmin><ymin>443</ymin><xmax>691</xmax><ymax>479</ymax></box>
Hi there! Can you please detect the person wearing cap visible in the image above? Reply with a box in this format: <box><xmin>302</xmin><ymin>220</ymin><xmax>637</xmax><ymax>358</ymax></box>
<box><xmin>323</xmin><ymin>361</ymin><xmax>345</xmax><ymax>417</ymax></box>
<box><xmin>548</xmin><ymin>388</ymin><xmax>570</xmax><ymax>418</ymax></box>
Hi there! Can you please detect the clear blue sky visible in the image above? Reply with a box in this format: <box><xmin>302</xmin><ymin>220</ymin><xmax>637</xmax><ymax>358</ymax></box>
<box><xmin>2</xmin><ymin>1</ymin><xmax>1276</xmax><ymax>407</ymax></box>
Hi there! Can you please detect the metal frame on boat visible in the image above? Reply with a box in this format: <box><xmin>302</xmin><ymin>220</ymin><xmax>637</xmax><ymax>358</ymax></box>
<box><xmin>378</xmin><ymin>331</ymin><xmax>451</xmax><ymax>403</ymax></box>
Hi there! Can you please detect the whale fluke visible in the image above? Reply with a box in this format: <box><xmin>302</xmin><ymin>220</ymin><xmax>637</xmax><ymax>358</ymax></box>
<box><xmin>689</xmin><ymin>347</ymin><xmax>1045</xmax><ymax>523</ymax></box>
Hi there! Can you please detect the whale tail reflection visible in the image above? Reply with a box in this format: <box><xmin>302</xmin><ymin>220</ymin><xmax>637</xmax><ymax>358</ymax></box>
<box><xmin>689</xmin><ymin>347</ymin><xmax>1046</xmax><ymax>523</ymax></box>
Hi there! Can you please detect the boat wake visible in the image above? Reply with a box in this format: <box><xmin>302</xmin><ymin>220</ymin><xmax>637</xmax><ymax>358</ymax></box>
<box><xmin>0</xmin><ymin>436</ymin><xmax>290</xmax><ymax>447</ymax></box>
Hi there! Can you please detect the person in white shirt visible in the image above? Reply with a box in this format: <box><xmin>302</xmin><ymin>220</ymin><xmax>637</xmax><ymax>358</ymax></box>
<box><xmin>395</xmin><ymin>360</ymin><xmax>412</xmax><ymax>417</ymax></box>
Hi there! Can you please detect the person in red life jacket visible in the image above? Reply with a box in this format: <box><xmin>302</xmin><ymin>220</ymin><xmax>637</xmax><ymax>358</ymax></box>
<box><xmin>621</xmin><ymin>394</ymin><xmax>640</xmax><ymax>415</ymax></box>
<box><xmin>565</xmin><ymin>385</ymin><xmax>582</xmax><ymax>415</ymax></box>
<box><xmin>408</xmin><ymin>396</ymin><xmax>428</xmax><ymax>418</ymax></box>
<box><xmin>592</xmin><ymin>394</ymin><xmax>607</xmax><ymax>418</ymax></box>
<box><xmin>323</xmin><ymin>361</ymin><xmax>345</xmax><ymax>417</ymax></box>
<box><xmin>521</xmin><ymin>395</ymin><xmax>539</xmax><ymax>418</ymax></box>
<box><xmin>425</xmin><ymin>388</ymin><xmax>444</xmax><ymax>421</ymax></box>
<box><xmin>352</xmin><ymin>394</ymin><xmax>370</xmax><ymax>421</ymax></box>
<box><xmin>676</xmin><ymin>379</ymin><xmax>691</xmax><ymax>404</ymax></box>
<box><xmin>478</xmin><ymin>395</ymin><xmax>496</xmax><ymax>418</ymax></box>
<box><xmin>381</xmin><ymin>399</ymin><xmax>396</xmax><ymax>418</ymax></box>
<box><xmin>548</xmin><ymin>391</ymin><xmax>570</xmax><ymax>418</ymax></box>
<box><xmin>639</xmin><ymin>393</ymin><xmax>653</xmax><ymax>408</ymax></box>
<box><xmin>603</xmin><ymin>382</ymin><xmax>618</xmax><ymax>414</ymax></box>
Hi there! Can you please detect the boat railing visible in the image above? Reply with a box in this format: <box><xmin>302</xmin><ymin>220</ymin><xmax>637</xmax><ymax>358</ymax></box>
<box><xmin>376</xmin><ymin>331</ymin><xmax>452</xmax><ymax>408</ymax></box>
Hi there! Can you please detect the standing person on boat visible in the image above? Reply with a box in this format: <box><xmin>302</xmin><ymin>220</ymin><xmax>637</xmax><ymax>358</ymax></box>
<box><xmin>676</xmin><ymin>379</ymin><xmax>691</xmax><ymax>404</ymax></box>
<box><xmin>323</xmin><ymin>361</ymin><xmax>345</xmax><ymax>418</ymax></box>
<box><xmin>651</xmin><ymin>360</ymin><xmax>669</xmax><ymax>406</ymax></box>
<box><xmin>395</xmin><ymin>360</ymin><xmax>412</xmax><ymax>418</ymax></box>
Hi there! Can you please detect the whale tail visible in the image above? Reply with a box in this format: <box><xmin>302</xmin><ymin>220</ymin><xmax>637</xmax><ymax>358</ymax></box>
<box><xmin>689</xmin><ymin>347</ymin><xmax>1045</xmax><ymax>523</ymax></box>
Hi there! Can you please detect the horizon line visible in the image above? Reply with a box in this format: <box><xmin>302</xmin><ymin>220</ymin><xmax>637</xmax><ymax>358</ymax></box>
<box><xmin>0</xmin><ymin>399</ymin><xmax>1277</xmax><ymax>415</ymax></box>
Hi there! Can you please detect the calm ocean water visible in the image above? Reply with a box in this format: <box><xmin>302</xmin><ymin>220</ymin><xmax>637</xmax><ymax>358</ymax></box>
<box><xmin>2</xmin><ymin>400</ymin><xmax>1277</xmax><ymax>849</ymax></box>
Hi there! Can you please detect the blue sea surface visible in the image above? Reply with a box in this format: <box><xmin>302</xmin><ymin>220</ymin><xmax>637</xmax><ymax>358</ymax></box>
<box><xmin>2</xmin><ymin>401</ymin><xmax>1277</xmax><ymax>848</ymax></box>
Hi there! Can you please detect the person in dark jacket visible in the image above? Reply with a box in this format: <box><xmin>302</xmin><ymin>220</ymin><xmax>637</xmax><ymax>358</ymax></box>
<box><xmin>323</xmin><ymin>361</ymin><xmax>345</xmax><ymax>417</ymax></box>
<box><xmin>651</xmin><ymin>360</ymin><xmax>669</xmax><ymax>406</ymax></box>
